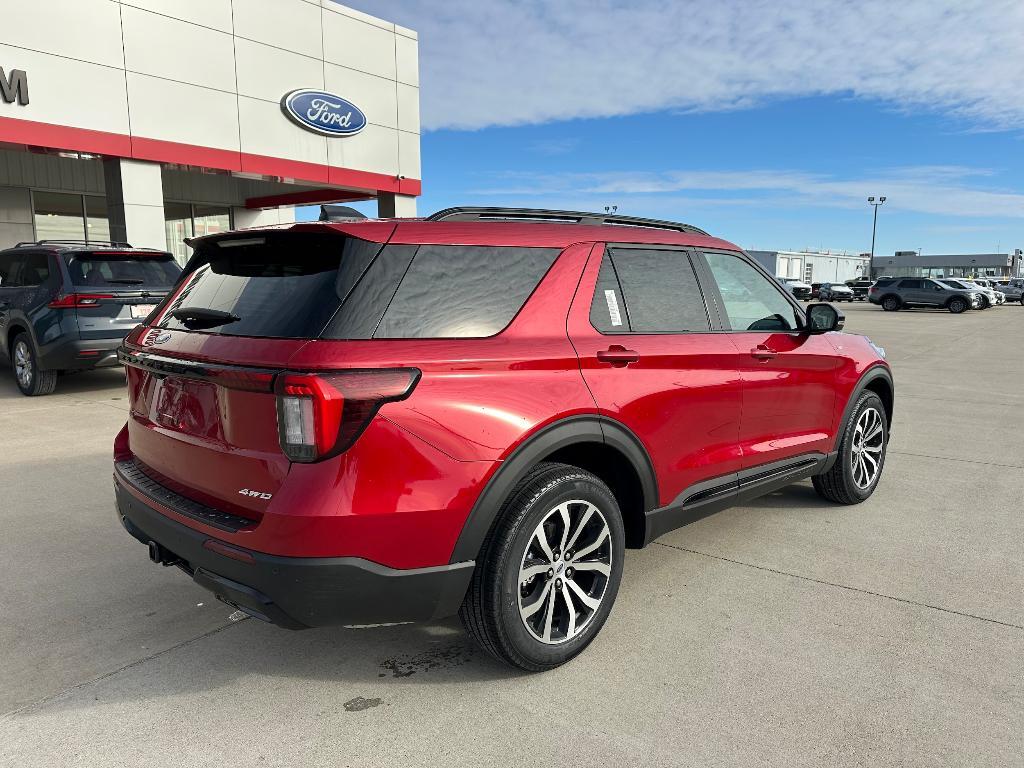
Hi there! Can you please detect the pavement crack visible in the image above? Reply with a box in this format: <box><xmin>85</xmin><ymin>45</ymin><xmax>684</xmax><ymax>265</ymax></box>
<box><xmin>653</xmin><ymin>541</ymin><xmax>1024</xmax><ymax>632</ymax></box>
<box><xmin>888</xmin><ymin>450</ymin><xmax>1024</xmax><ymax>470</ymax></box>
<box><xmin>0</xmin><ymin>619</ymin><xmax>245</xmax><ymax>719</ymax></box>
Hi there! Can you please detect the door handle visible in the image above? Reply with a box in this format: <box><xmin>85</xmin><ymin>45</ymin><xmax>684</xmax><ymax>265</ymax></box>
<box><xmin>597</xmin><ymin>345</ymin><xmax>640</xmax><ymax>367</ymax></box>
<box><xmin>751</xmin><ymin>344</ymin><xmax>777</xmax><ymax>360</ymax></box>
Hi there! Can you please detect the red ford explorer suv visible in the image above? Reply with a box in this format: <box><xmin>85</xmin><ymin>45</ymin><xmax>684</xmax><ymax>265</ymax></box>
<box><xmin>113</xmin><ymin>207</ymin><xmax>893</xmax><ymax>671</ymax></box>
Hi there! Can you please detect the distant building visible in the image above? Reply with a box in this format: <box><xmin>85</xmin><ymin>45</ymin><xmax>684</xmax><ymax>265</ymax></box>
<box><xmin>748</xmin><ymin>249</ymin><xmax>870</xmax><ymax>284</ymax></box>
<box><xmin>870</xmin><ymin>251</ymin><xmax>1021</xmax><ymax>279</ymax></box>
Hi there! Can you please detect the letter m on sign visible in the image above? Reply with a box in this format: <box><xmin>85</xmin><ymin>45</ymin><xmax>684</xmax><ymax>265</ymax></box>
<box><xmin>0</xmin><ymin>68</ymin><xmax>29</xmax><ymax>105</ymax></box>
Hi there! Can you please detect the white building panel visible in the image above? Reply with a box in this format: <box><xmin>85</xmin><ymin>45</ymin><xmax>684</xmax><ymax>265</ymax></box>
<box><xmin>0</xmin><ymin>0</ymin><xmax>124</xmax><ymax>69</ymax></box>
<box><xmin>235</xmin><ymin>38</ymin><xmax>325</xmax><ymax>103</ymax></box>
<box><xmin>395</xmin><ymin>34</ymin><xmax>419</xmax><ymax>87</ymax></box>
<box><xmin>126</xmin><ymin>72</ymin><xmax>240</xmax><ymax>151</ymax></box>
<box><xmin>120</xmin><ymin>0</ymin><xmax>234</xmax><ymax>34</ymax></box>
<box><xmin>324</xmin><ymin>64</ymin><xmax>398</xmax><ymax>130</ymax></box>
<box><xmin>0</xmin><ymin>44</ymin><xmax>129</xmax><ymax>135</ymax></box>
<box><xmin>398</xmin><ymin>130</ymin><xmax>421</xmax><ymax>180</ymax></box>
<box><xmin>233</xmin><ymin>0</ymin><xmax>324</xmax><ymax>60</ymax></box>
<box><xmin>322</xmin><ymin>11</ymin><xmax>397</xmax><ymax>80</ymax></box>
<box><xmin>328</xmin><ymin>125</ymin><xmax>399</xmax><ymax>176</ymax></box>
<box><xmin>397</xmin><ymin>82</ymin><xmax>420</xmax><ymax>134</ymax></box>
<box><xmin>238</xmin><ymin>96</ymin><xmax>328</xmax><ymax>167</ymax></box>
<box><xmin>121</xmin><ymin>6</ymin><xmax>236</xmax><ymax>93</ymax></box>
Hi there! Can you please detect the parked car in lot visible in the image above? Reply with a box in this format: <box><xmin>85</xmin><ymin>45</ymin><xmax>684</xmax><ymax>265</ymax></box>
<box><xmin>845</xmin><ymin>279</ymin><xmax>874</xmax><ymax>301</ymax></box>
<box><xmin>777</xmin><ymin>276</ymin><xmax>812</xmax><ymax>300</ymax></box>
<box><xmin>939</xmin><ymin>279</ymin><xmax>1001</xmax><ymax>308</ymax></box>
<box><xmin>869</xmin><ymin>277</ymin><xmax>982</xmax><ymax>313</ymax></box>
<box><xmin>997</xmin><ymin>277</ymin><xmax>1024</xmax><ymax>303</ymax></box>
<box><xmin>819</xmin><ymin>282</ymin><xmax>855</xmax><ymax>302</ymax></box>
<box><xmin>112</xmin><ymin>206</ymin><xmax>893</xmax><ymax>671</ymax></box>
<box><xmin>0</xmin><ymin>240</ymin><xmax>180</xmax><ymax>395</ymax></box>
<box><xmin>969</xmin><ymin>279</ymin><xmax>1005</xmax><ymax>305</ymax></box>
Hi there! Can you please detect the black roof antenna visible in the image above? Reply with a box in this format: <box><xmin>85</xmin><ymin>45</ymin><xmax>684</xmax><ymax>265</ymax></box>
<box><xmin>320</xmin><ymin>205</ymin><xmax>368</xmax><ymax>222</ymax></box>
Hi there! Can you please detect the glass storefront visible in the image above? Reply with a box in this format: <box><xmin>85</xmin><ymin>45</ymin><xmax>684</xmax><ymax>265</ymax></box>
<box><xmin>33</xmin><ymin>191</ymin><xmax>110</xmax><ymax>243</ymax></box>
<box><xmin>164</xmin><ymin>202</ymin><xmax>231</xmax><ymax>265</ymax></box>
<box><xmin>85</xmin><ymin>196</ymin><xmax>111</xmax><ymax>242</ymax></box>
<box><xmin>30</xmin><ymin>191</ymin><xmax>231</xmax><ymax>262</ymax></box>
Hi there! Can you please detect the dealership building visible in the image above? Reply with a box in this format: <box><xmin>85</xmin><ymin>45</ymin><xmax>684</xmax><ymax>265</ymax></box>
<box><xmin>0</xmin><ymin>0</ymin><xmax>420</xmax><ymax>263</ymax></box>
<box><xmin>870</xmin><ymin>250</ymin><xmax>1022</xmax><ymax>279</ymax></box>
<box><xmin>748</xmin><ymin>249</ymin><xmax>870</xmax><ymax>284</ymax></box>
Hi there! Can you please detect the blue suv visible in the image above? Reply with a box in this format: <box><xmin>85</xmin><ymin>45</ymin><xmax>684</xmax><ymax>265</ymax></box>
<box><xmin>0</xmin><ymin>240</ymin><xmax>181</xmax><ymax>395</ymax></box>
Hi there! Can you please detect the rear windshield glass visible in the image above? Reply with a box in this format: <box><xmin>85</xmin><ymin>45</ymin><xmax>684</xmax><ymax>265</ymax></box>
<box><xmin>159</xmin><ymin>233</ymin><xmax>380</xmax><ymax>338</ymax></box>
<box><xmin>157</xmin><ymin>235</ymin><xmax>559</xmax><ymax>340</ymax></box>
<box><xmin>66</xmin><ymin>252</ymin><xmax>181</xmax><ymax>287</ymax></box>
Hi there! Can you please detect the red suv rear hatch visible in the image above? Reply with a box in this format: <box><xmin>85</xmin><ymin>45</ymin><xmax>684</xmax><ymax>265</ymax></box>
<box><xmin>120</xmin><ymin>228</ymin><xmax>390</xmax><ymax>521</ymax></box>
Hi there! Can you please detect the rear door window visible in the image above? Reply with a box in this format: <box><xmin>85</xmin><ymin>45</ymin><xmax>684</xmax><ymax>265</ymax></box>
<box><xmin>592</xmin><ymin>248</ymin><xmax>710</xmax><ymax>333</ymax></box>
<box><xmin>374</xmin><ymin>245</ymin><xmax>559</xmax><ymax>338</ymax></box>
<box><xmin>160</xmin><ymin>232</ymin><xmax>376</xmax><ymax>339</ymax></box>
<box><xmin>899</xmin><ymin>279</ymin><xmax>924</xmax><ymax>289</ymax></box>
<box><xmin>15</xmin><ymin>253</ymin><xmax>52</xmax><ymax>287</ymax></box>
<box><xmin>0</xmin><ymin>253</ymin><xmax>21</xmax><ymax>287</ymax></box>
<box><xmin>66</xmin><ymin>252</ymin><xmax>180</xmax><ymax>289</ymax></box>
<box><xmin>0</xmin><ymin>253</ymin><xmax>25</xmax><ymax>287</ymax></box>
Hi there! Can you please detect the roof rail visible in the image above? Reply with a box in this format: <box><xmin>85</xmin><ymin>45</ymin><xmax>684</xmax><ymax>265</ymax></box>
<box><xmin>426</xmin><ymin>207</ymin><xmax>709</xmax><ymax>236</ymax></box>
<box><xmin>14</xmin><ymin>239</ymin><xmax>134</xmax><ymax>248</ymax></box>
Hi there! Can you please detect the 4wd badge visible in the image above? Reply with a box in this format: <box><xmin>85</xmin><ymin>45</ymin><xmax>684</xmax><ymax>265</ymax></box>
<box><xmin>238</xmin><ymin>488</ymin><xmax>272</xmax><ymax>500</ymax></box>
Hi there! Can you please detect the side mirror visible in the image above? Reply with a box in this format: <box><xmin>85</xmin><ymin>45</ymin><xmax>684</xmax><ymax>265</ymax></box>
<box><xmin>805</xmin><ymin>303</ymin><xmax>844</xmax><ymax>334</ymax></box>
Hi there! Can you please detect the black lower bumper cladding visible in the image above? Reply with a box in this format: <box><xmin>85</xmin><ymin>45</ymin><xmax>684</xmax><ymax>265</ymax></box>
<box><xmin>114</xmin><ymin>469</ymin><xmax>474</xmax><ymax>629</ymax></box>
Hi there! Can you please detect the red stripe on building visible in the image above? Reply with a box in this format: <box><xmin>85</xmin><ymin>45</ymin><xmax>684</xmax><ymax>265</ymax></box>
<box><xmin>0</xmin><ymin>115</ymin><xmax>420</xmax><ymax>197</ymax></box>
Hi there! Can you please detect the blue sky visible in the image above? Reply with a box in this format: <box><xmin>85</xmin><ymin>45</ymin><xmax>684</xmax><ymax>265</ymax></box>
<box><xmin>306</xmin><ymin>0</ymin><xmax>1024</xmax><ymax>256</ymax></box>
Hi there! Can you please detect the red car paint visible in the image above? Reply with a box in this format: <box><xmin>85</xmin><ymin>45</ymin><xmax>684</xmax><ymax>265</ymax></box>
<box><xmin>115</xmin><ymin>217</ymin><xmax>890</xmax><ymax>577</ymax></box>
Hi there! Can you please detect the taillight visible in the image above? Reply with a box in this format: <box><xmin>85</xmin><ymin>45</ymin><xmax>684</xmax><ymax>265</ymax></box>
<box><xmin>48</xmin><ymin>293</ymin><xmax>114</xmax><ymax>309</ymax></box>
<box><xmin>274</xmin><ymin>368</ymin><xmax>420</xmax><ymax>463</ymax></box>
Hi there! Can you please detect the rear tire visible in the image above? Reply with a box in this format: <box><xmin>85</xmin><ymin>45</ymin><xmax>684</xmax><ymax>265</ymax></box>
<box><xmin>881</xmin><ymin>296</ymin><xmax>900</xmax><ymax>311</ymax></box>
<box><xmin>12</xmin><ymin>333</ymin><xmax>57</xmax><ymax>396</ymax></box>
<box><xmin>813</xmin><ymin>392</ymin><xmax>888</xmax><ymax>505</ymax></box>
<box><xmin>948</xmin><ymin>297</ymin><xmax>968</xmax><ymax>314</ymax></box>
<box><xmin>459</xmin><ymin>462</ymin><xmax>625</xmax><ymax>671</ymax></box>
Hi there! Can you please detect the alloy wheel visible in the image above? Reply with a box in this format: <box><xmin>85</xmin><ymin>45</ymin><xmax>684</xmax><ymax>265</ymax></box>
<box><xmin>517</xmin><ymin>500</ymin><xmax>612</xmax><ymax>645</ymax></box>
<box><xmin>851</xmin><ymin>407</ymin><xmax>885</xmax><ymax>489</ymax></box>
<box><xmin>14</xmin><ymin>341</ymin><xmax>32</xmax><ymax>389</ymax></box>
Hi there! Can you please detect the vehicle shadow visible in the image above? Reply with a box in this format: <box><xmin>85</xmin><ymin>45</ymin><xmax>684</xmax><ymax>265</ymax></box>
<box><xmin>0</xmin><ymin>364</ymin><xmax>127</xmax><ymax>401</ymax></box>
<box><xmin>21</xmin><ymin>613</ymin><xmax>538</xmax><ymax>718</ymax></box>
<box><xmin>741</xmin><ymin>480</ymin><xmax>827</xmax><ymax>510</ymax></box>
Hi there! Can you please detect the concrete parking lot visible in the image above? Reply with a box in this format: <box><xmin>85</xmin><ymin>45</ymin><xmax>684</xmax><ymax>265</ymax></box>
<box><xmin>1</xmin><ymin>302</ymin><xmax>1021</xmax><ymax>767</ymax></box>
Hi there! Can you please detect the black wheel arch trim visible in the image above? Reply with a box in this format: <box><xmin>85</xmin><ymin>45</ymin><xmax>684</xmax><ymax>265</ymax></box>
<box><xmin>449</xmin><ymin>414</ymin><xmax>658</xmax><ymax>563</ymax></box>
<box><xmin>837</xmin><ymin>364</ymin><xmax>894</xmax><ymax>445</ymax></box>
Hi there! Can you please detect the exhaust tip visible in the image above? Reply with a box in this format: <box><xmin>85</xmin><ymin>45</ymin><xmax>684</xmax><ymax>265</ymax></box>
<box><xmin>147</xmin><ymin>540</ymin><xmax>161</xmax><ymax>563</ymax></box>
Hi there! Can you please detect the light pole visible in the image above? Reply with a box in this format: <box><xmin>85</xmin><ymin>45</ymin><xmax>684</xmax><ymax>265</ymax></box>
<box><xmin>867</xmin><ymin>196</ymin><xmax>886</xmax><ymax>265</ymax></box>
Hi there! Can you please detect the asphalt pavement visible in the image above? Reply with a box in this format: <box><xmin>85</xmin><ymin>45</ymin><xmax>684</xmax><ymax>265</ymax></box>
<box><xmin>1</xmin><ymin>302</ymin><xmax>1021</xmax><ymax>767</ymax></box>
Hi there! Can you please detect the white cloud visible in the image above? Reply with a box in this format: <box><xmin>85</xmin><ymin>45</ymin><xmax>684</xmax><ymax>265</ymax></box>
<box><xmin>471</xmin><ymin>165</ymin><xmax>1024</xmax><ymax>219</ymax></box>
<box><xmin>346</xmin><ymin>0</ymin><xmax>1024</xmax><ymax>131</ymax></box>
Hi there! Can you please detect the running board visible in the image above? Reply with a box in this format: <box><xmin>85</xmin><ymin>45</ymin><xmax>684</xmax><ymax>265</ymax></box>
<box><xmin>642</xmin><ymin>452</ymin><xmax>836</xmax><ymax>546</ymax></box>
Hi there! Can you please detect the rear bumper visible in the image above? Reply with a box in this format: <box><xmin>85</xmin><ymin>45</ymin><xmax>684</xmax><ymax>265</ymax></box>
<box><xmin>114</xmin><ymin>471</ymin><xmax>475</xmax><ymax>629</ymax></box>
<box><xmin>39</xmin><ymin>336</ymin><xmax>124</xmax><ymax>371</ymax></box>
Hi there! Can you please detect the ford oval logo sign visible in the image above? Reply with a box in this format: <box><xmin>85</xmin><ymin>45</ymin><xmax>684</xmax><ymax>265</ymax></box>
<box><xmin>281</xmin><ymin>89</ymin><xmax>367</xmax><ymax>137</ymax></box>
